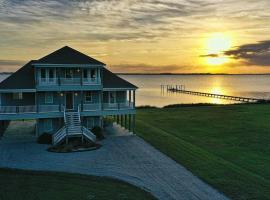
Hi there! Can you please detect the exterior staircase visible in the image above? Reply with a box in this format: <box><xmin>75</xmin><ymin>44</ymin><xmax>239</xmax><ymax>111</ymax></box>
<box><xmin>52</xmin><ymin>106</ymin><xmax>96</xmax><ymax>145</ymax></box>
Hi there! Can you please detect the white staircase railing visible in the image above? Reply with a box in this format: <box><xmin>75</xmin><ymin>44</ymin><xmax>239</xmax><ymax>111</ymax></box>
<box><xmin>82</xmin><ymin>127</ymin><xmax>97</xmax><ymax>142</ymax></box>
<box><xmin>52</xmin><ymin>104</ymin><xmax>97</xmax><ymax>145</ymax></box>
<box><xmin>52</xmin><ymin>127</ymin><xmax>66</xmax><ymax>145</ymax></box>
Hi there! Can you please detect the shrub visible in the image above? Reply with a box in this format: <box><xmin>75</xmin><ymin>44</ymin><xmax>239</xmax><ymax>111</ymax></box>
<box><xmin>91</xmin><ymin>126</ymin><xmax>105</xmax><ymax>140</ymax></box>
<box><xmin>37</xmin><ymin>133</ymin><xmax>52</xmax><ymax>144</ymax></box>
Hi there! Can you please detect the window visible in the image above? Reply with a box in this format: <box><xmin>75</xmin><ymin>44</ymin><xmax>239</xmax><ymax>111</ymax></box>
<box><xmin>90</xmin><ymin>69</ymin><xmax>96</xmax><ymax>78</ymax></box>
<box><xmin>83</xmin><ymin>69</ymin><xmax>88</xmax><ymax>79</ymax></box>
<box><xmin>85</xmin><ymin>91</ymin><xmax>92</xmax><ymax>102</ymax></box>
<box><xmin>65</xmin><ymin>69</ymin><xmax>73</xmax><ymax>79</ymax></box>
<box><xmin>48</xmin><ymin>69</ymin><xmax>55</xmax><ymax>81</ymax></box>
<box><xmin>45</xmin><ymin>93</ymin><xmax>53</xmax><ymax>104</ymax></box>
<box><xmin>44</xmin><ymin>119</ymin><xmax>53</xmax><ymax>132</ymax></box>
<box><xmin>41</xmin><ymin>68</ymin><xmax>46</xmax><ymax>79</ymax></box>
<box><xmin>109</xmin><ymin>92</ymin><xmax>116</xmax><ymax>104</ymax></box>
<box><xmin>13</xmin><ymin>93</ymin><xmax>23</xmax><ymax>100</ymax></box>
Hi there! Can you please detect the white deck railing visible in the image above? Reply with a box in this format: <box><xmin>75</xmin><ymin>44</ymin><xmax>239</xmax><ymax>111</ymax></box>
<box><xmin>0</xmin><ymin>102</ymin><xmax>134</xmax><ymax>114</ymax></box>
<box><xmin>0</xmin><ymin>105</ymin><xmax>60</xmax><ymax>114</ymax></box>
<box><xmin>82</xmin><ymin>103</ymin><xmax>101</xmax><ymax>111</ymax></box>
<box><xmin>103</xmin><ymin>101</ymin><xmax>134</xmax><ymax>110</ymax></box>
<box><xmin>38</xmin><ymin>78</ymin><xmax>100</xmax><ymax>86</ymax></box>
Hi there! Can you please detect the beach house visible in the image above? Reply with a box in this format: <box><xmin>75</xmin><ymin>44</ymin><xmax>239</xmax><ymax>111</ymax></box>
<box><xmin>0</xmin><ymin>46</ymin><xmax>137</xmax><ymax>144</ymax></box>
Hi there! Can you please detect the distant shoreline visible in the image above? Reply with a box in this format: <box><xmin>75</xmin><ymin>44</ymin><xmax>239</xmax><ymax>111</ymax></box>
<box><xmin>117</xmin><ymin>73</ymin><xmax>270</xmax><ymax>75</ymax></box>
<box><xmin>1</xmin><ymin>72</ymin><xmax>270</xmax><ymax>76</ymax></box>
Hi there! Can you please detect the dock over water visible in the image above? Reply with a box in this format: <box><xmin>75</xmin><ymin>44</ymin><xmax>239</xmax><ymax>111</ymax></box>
<box><xmin>161</xmin><ymin>85</ymin><xmax>264</xmax><ymax>103</ymax></box>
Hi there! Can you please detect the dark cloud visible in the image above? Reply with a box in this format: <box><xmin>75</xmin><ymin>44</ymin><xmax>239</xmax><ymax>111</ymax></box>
<box><xmin>224</xmin><ymin>40</ymin><xmax>270</xmax><ymax>66</ymax></box>
<box><xmin>199</xmin><ymin>53</ymin><xmax>219</xmax><ymax>58</ymax></box>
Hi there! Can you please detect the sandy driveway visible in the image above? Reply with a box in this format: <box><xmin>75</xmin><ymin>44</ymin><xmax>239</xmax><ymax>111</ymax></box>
<box><xmin>0</xmin><ymin>126</ymin><xmax>228</xmax><ymax>200</ymax></box>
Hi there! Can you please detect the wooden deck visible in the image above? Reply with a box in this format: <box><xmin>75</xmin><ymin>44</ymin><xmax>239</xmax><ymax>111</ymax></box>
<box><xmin>161</xmin><ymin>85</ymin><xmax>264</xmax><ymax>103</ymax></box>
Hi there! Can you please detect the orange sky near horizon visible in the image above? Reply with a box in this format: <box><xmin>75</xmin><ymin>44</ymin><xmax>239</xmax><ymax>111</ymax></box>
<box><xmin>0</xmin><ymin>0</ymin><xmax>270</xmax><ymax>74</ymax></box>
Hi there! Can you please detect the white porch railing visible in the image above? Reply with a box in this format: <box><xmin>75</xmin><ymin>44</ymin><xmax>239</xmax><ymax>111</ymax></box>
<box><xmin>82</xmin><ymin>103</ymin><xmax>101</xmax><ymax>111</ymax></box>
<box><xmin>39</xmin><ymin>105</ymin><xmax>60</xmax><ymax>112</ymax></box>
<box><xmin>103</xmin><ymin>101</ymin><xmax>134</xmax><ymax>110</ymax></box>
<box><xmin>0</xmin><ymin>101</ymin><xmax>134</xmax><ymax>114</ymax></box>
<box><xmin>0</xmin><ymin>105</ymin><xmax>60</xmax><ymax>114</ymax></box>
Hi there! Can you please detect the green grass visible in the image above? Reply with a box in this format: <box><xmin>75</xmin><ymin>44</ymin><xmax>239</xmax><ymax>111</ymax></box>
<box><xmin>136</xmin><ymin>104</ymin><xmax>270</xmax><ymax>200</ymax></box>
<box><xmin>0</xmin><ymin>168</ymin><xmax>156</xmax><ymax>200</ymax></box>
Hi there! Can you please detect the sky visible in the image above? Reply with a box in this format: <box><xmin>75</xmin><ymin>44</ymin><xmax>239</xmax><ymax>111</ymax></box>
<box><xmin>0</xmin><ymin>0</ymin><xmax>270</xmax><ymax>74</ymax></box>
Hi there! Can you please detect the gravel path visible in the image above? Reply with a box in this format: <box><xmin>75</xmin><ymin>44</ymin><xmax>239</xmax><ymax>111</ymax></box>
<box><xmin>0</xmin><ymin>132</ymin><xmax>229</xmax><ymax>200</ymax></box>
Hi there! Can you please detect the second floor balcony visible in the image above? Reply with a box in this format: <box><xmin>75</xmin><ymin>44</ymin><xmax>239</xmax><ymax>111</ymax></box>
<box><xmin>36</xmin><ymin>67</ymin><xmax>101</xmax><ymax>88</ymax></box>
<box><xmin>38</xmin><ymin>77</ymin><xmax>99</xmax><ymax>86</ymax></box>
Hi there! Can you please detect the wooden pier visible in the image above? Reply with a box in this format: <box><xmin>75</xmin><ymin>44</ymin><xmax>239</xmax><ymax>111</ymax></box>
<box><xmin>161</xmin><ymin>85</ymin><xmax>263</xmax><ymax>103</ymax></box>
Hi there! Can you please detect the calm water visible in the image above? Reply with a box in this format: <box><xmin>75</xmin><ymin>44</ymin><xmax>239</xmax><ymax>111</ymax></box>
<box><xmin>1</xmin><ymin>74</ymin><xmax>270</xmax><ymax>107</ymax></box>
<box><xmin>120</xmin><ymin>75</ymin><xmax>270</xmax><ymax>107</ymax></box>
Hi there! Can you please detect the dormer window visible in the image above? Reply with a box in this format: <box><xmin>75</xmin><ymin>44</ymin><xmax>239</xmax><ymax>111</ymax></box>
<box><xmin>65</xmin><ymin>69</ymin><xmax>73</xmax><ymax>79</ymax></box>
<box><xmin>39</xmin><ymin>68</ymin><xmax>56</xmax><ymax>84</ymax></box>
<box><xmin>13</xmin><ymin>92</ymin><xmax>23</xmax><ymax>100</ymax></box>
<box><xmin>90</xmin><ymin>69</ymin><xmax>96</xmax><ymax>79</ymax></box>
<box><xmin>41</xmin><ymin>68</ymin><xmax>46</xmax><ymax>79</ymax></box>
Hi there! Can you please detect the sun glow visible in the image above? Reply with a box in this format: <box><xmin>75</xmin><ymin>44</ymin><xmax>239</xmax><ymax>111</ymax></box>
<box><xmin>205</xmin><ymin>33</ymin><xmax>232</xmax><ymax>65</ymax></box>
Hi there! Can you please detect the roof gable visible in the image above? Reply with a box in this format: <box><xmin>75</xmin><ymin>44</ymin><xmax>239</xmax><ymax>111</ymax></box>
<box><xmin>102</xmin><ymin>68</ymin><xmax>138</xmax><ymax>89</ymax></box>
<box><xmin>0</xmin><ymin>61</ymin><xmax>35</xmax><ymax>90</ymax></box>
<box><xmin>34</xmin><ymin>46</ymin><xmax>105</xmax><ymax>65</ymax></box>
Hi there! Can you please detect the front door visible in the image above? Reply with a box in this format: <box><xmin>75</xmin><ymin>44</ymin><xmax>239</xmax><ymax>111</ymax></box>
<box><xmin>65</xmin><ymin>92</ymin><xmax>73</xmax><ymax>110</ymax></box>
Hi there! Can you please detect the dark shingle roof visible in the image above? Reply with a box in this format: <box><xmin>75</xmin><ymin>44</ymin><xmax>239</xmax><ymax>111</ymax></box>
<box><xmin>0</xmin><ymin>61</ymin><xmax>35</xmax><ymax>90</ymax></box>
<box><xmin>103</xmin><ymin>68</ymin><xmax>138</xmax><ymax>89</ymax></box>
<box><xmin>34</xmin><ymin>46</ymin><xmax>105</xmax><ymax>65</ymax></box>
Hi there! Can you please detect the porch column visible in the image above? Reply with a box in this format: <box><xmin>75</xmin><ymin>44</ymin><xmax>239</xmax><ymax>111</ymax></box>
<box><xmin>133</xmin><ymin>90</ymin><xmax>135</xmax><ymax>108</ymax></box>
<box><xmin>132</xmin><ymin>114</ymin><xmax>135</xmax><ymax>134</ymax></box>
<box><xmin>80</xmin><ymin>91</ymin><xmax>83</xmax><ymax>111</ymax></box>
<box><xmin>117</xmin><ymin>115</ymin><xmax>119</xmax><ymax>124</ymax></box>
<box><xmin>35</xmin><ymin>92</ymin><xmax>39</xmax><ymax>113</ymax></box>
<box><xmin>80</xmin><ymin>68</ymin><xmax>83</xmax><ymax>86</ymax></box>
<box><xmin>129</xmin><ymin>90</ymin><xmax>131</xmax><ymax>107</ymax></box>
<box><xmin>129</xmin><ymin>114</ymin><xmax>131</xmax><ymax>131</ymax></box>
<box><xmin>120</xmin><ymin>115</ymin><xmax>123</xmax><ymax>126</ymax></box>
<box><xmin>35</xmin><ymin>119</ymin><xmax>38</xmax><ymax>136</ymax></box>
<box><xmin>125</xmin><ymin>115</ymin><xmax>127</xmax><ymax>129</ymax></box>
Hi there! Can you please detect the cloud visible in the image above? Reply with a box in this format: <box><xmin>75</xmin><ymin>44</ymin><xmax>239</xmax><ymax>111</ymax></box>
<box><xmin>0</xmin><ymin>59</ymin><xmax>26</xmax><ymax>66</ymax></box>
<box><xmin>224</xmin><ymin>40</ymin><xmax>270</xmax><ymax>66</ymax></box>
<box><xmin>199</xmin><ymin>53</ymin><xmax>219</xmax><ymax>58</ymax></box>
<box><xmin>0</xmin><ymin>59</ymin><xmax>26</xmax><ymax>72</ymax></box>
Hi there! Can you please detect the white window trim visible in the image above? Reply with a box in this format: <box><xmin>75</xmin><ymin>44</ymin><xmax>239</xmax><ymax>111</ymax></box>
<box><xmin>40</xmin><ymin>68</ymin><xmax>56</xmax><ymax>84</ymax></box>
<box><xmin>65</xmin><ymin>69</ymin><xmax>73</xmax><ymax>80</ymax></box>
<box><xmin>85</xmin><ymin>92</ymin><xmax>93</xmax><ymax>103</ymax></box>
<box><xmin>108</xmin><ymin>91</ymin><xmax>116</xmax><ymax>104</ymax></box>
<box><xmin>45</xmin><ymin>92</ymin><xmax>53</xmax><ymax>104</ymax></box>
<box><xmin>13</xmin><ymin>92</ymin><xmax>23</xmax><ymax>100</ymax></box>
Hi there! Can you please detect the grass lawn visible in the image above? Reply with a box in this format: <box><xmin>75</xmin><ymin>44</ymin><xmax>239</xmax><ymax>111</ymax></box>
<box><xmin>136</xmin><ymin>104</ymin><xmax>270</xmax><ymax>200</ymax></box>
<box><xmin>0</xmin><ymin>168</ymin><xmax>156</xmax><ymax>200</ymax></box>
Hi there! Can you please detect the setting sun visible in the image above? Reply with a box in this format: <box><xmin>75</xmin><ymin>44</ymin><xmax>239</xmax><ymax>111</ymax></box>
<box><xmin>206</xmin><ymin>33</ymin><xmax>232</xmax><ymax>65</ymax></box>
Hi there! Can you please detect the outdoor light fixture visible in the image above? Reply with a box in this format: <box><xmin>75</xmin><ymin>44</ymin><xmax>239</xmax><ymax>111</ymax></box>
<box><xmin>60</xmin><ymin>93</ymin><xmax>64</xmax><ymax>96</ymax></box>
<box><xmin>75</xmin><ymin>93</ymin><xmax>78</xmax><ymax>96</ymax></box>
<box><xmin>77</xmin><ymin>68</ymin><xmax>80</xmax><ymax>72</ymax></box>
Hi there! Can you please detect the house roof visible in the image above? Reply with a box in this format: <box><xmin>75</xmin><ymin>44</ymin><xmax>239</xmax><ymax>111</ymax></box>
<box><xmin>103</xmin><ymin>68</ymin><xmax>138</xmax><ymax>89</ymax></box>
<box><xmin>0</xmin><ymin>47</ymin><xmax>137</xmax><ymax>91</ymax></box>
<box><xmin>0</xmin><ymin>61</ymin><xmax>36</xmax><ymax>91</ymax></box>
<box><xmin>0</xmin><ymin>63</ymin><xmax>137</xmax><ymax>91</ymax></box>
<box><xmin>34</xmin><ymin>46</ymin><xmax>105</xmax><ymax>65</ymax></box>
